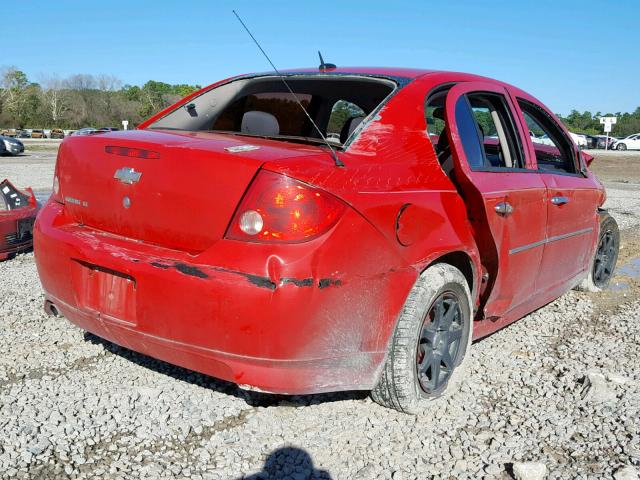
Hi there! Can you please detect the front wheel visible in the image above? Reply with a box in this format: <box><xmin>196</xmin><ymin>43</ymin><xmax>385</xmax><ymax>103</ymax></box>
<box><xmin>371</xmin><ymin>264</ymin><xmax>473</xmax><ymax>414</ymax></box>
<box><xmin>577</xmin><ymin>214</ymin><xmax>619</xmax><ymax>292</ymax></box>
<box><xmin>617</xmin><ymin>143</ymin><xmax>627</xmax><ymax>151</ymax></box>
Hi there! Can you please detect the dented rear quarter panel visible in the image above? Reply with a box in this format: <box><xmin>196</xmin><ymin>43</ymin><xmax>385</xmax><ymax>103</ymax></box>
<box><xmin>266</xmin><ymin>74</ymin><xmax>483</xmax><ymax>305</ymax></box>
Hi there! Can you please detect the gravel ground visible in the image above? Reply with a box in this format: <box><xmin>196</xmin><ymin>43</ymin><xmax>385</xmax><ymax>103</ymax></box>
<box><xmin>0</xmin><ymin>150</ymin><xmax>57</xmax><ymax>193</ymax></box>
<box><xmin>1</xmin><ymin>149</ymin><xmax>639</xmax><ymax>480</ymax></box>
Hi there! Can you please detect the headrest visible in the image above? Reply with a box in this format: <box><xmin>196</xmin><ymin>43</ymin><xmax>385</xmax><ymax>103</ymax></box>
<box><xmin>432</xmin><ymin>107</ymin><xmax>445</xmax><ymax>121</ymax></box>
<box><xmin>348</xmin><ymin>116</ymin><xmax>365</xmax><ymax>137</ymax></box>
<box><xmin>340</xmin><ymin>116</ymin><xmax>365</xmax><ymax>143</ymax></box>
<box><xmin>241</xmin><ymin>111</ymin><xmax>280</xmax><ymax>136</ymax></box>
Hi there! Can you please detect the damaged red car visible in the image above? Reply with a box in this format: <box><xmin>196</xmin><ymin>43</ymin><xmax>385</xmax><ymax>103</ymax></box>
<box><xmin>34</xmin><ymin>67</ymin><xmax>619</xmax><ymax>413</ymax></box>
<box><xmin>1</xmin><ymin>179</ymin><xmax>38</xmax><ymax>261</ymax></box>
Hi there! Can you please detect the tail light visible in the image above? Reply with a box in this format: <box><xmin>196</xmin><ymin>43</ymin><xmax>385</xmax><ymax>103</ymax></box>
<box><xmin>226</xmin><ymin>170</ymin><xmax>346</xmax><ymax>243</ymax></box>
<box><xmin>105</xmin><ymin>145</ymin><xmax>161</xmax><ymax>159</ymax></box>
<box><xmin>52</xmin><ymin>173</ymin><xmax>63</xmax><ymax>204</ymax></box>
<box><xmin>51</xmin><ymin>145</ymin><xmax>64</xmax><ymax>204</ymax></box>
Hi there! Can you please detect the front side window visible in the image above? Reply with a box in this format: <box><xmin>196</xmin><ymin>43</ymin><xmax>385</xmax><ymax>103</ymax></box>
<box><xmin>518</xmin><ymin>100</ymin><xmax>576</xmax><ymax>174</ymax></box>
<box><xmin>468</xmin><ymin>94</ymin><xmax>525</xmax><ymax>169</ymax></box>
<box><xmin>454</xmin><ymin>92</ymin><xmax>525</xmax><ymax>170</ymax></box>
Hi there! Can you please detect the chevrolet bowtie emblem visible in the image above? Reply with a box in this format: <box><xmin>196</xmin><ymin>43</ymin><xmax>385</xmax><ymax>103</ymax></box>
<box><xmin>114</xmin><ymin>167</ymin><xmax>142</xmax><ymax>185</ymax></box>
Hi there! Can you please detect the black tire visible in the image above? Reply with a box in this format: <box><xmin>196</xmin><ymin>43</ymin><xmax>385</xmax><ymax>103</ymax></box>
<box><xmin>576</xmin><ymin>214</ymin><xmax>619</xmax><ymax>292</ymax></box>
<box><xmin>371</xmin><ymin>264</ymin><xmax>473</xmax><ymax>414</ymax></box>
<box><xmin>617</xmin><ymin>143</ymin><xmax>627</xmax><ymax>151</ymax></box>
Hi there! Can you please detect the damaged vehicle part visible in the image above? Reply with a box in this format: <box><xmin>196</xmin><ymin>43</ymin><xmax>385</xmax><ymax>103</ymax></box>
<box><xmin>0</xmin><ymin>179</ymin><xmax>38</xmax><ymax>261</ymax></box>
<box><xmin>34</xmin><ymin>68</ymin><xmax>617</xmax><ymax>413</ymax></box>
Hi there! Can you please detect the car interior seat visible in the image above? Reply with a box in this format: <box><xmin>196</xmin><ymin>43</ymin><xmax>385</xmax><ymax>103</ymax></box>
<box><xmin>241</xmin><ymin>111</ymin><xmax>280</xmax><ymax>136</ymax></box>
<box><xmin>432</xmin><ymin>107</ymin><xmax>454</xmax><ymax>176</ymax></box>
<box><xmin>340</xmin><ymin>116</ymin><xmax>365</xmax><ymax>143</ymax></box>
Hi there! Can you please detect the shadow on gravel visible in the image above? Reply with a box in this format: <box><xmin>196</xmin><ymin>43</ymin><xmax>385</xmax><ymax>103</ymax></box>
<box><xmin>84</xmin><ymin>333</ymin><xmax>368</xmax><ymax>408</ymax></box>
<box><xmin>243</xmin><ymin>447</ymin><xmax>332</xmax><ymax>479</ymax></box>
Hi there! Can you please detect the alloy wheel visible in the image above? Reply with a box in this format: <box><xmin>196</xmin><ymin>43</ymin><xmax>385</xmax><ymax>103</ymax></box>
<box><xmin>416</xmin><ymin>292</ymin><xmax>464</xmax><ymax>394</ymax></box>
<box><xmin>593</xmin><ymin>229</ymin><xmax>617</xmax><ymax>287</ymax></box>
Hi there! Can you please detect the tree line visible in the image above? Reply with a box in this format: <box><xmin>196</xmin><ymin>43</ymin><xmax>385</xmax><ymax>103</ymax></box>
<box><xmin>557</xmin><ymin>109</ymin><xmax>640</xmax><ymax>137</ymax></box>
<box><xmin>0</xmin><ymin>67</ymin><xmax>200</xmax><ymax>130</ymax></box>
<box><xmin>1</xmin><ymin>65</ymin><xmax>639</xmax><ymax>137</ymax></box>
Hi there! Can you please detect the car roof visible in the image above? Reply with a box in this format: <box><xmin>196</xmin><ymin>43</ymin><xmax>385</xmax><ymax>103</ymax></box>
<box><xmin>274</xmin><ymin>66</ymin><xmax>438</xmax><ymax>79</ymax></box>
<box><xmin>230</xmin><ymin>67</ymin><xmax>515</xmax><ymax>90</ymax></box>
<box><xmin>141</xmin><ymin>67</ymin><xmax>528</xmax><ymax>129</ymax></box>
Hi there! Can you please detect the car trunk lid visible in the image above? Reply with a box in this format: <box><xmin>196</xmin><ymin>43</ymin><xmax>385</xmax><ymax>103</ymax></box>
<box><xmin>57</xmin><ymin>129</ymin><xmax>324</xmax><ymax>252</ymax></box>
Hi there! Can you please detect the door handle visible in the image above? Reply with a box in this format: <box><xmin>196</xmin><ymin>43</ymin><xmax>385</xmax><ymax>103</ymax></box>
<box><xmin>551</xmin><ymin>196</ymin><xmax>569</xmax><ymax>205</ymax></box>
<box><xmin>494</xmin><ymin>202</ymin><xmax>514</xmax><ymax>216</ymax></box>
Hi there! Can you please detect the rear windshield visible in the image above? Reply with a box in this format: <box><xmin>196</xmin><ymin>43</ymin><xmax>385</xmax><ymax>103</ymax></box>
<box><xmin>147</xmin><ymin>75</ymin><xmax>397</xmax><ymax>147</ymax></box>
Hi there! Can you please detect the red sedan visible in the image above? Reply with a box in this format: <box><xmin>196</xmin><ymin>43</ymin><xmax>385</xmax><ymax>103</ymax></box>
<box><xmin>1</xmin><ymin>179</ymin><xmax>38</xmax><ymax>261</ymax></box>
<box><xmin>34</xmin><ymin>68</ymin><xmax>619</xmax><ymax>413</ymax></box>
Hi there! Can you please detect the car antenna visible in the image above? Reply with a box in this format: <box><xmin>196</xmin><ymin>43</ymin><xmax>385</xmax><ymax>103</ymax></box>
<box><xmin>318</xmin><ymin>51</ymin><xmax>336</xmax><ymax>72</ymax></box>
<box><xmin>232</xmin><ymin>10</ymin><xmax>345</xmax><ymax>168</ymax></box>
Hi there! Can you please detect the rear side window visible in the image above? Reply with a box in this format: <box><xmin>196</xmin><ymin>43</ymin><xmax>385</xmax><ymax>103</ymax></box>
<box><xmin>468</xmin><ymin>94</ymin><xmax>525</xmax><ymax>169</ymax></box>
<box><xmin>454</xmin><ymin>93</ymin><xmax>525</xmax><ymax>170</ymax></box>
<box><xmin>425</xmin><ymin>105</ymin><xmax>446</xmax><ymax>137</ymax></box>
<box><xmin>518</xmin><ymin>99</ymin><xmax>576</xmax><ymax>174</ymax></box>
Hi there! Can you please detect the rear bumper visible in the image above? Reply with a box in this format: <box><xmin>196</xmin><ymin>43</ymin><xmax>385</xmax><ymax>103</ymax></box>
<box><xmin>45</xmin><ymin>294</ymin><xmax>383</xmax><ymax>394</ymax></box>
<box><xmin>35</xmin><ymin>201</ymin><xmax>415</xmax><ymax>394</ymax></box>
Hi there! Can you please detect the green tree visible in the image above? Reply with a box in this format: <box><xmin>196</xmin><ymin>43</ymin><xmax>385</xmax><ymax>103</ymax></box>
<box><xmin>558</xmin><ymin>108</ymin><xmax>640</xmax><ymax>137</ymax></box>
<box><xmin>0</xmin><ymin>68</ymin><xmax>32</xmax><ymax>127</ymax></box>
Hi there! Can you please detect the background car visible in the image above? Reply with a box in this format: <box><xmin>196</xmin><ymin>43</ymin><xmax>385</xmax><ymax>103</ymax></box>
<box><xmin>569</xmin><ymin>132</ymin><xmax>587</xmax><ymax>148</ymax></box>
<box><xmin>595</xmin><ymin>135</ymin><xmax>617</xmax><ymax>149</ymax></box>
<box><xmin>531</xmin><ymin>133</ymin><xmax>554</xmax><ymax>146</ymax></box>
<box><xmin>583</xmin><ymin>134</ymin><xmax>598</xmax><ymax>149</ymax></box>
<box><xmin>1</xmin><ymin>129</ymin><xmax>17</xmax><ymax>137</ymax></box>
<box><xmin>16</xmin><ymin>130</ymin><xmax>31</xmax><ymax>139</ymax></box>
<box><xmin>30</xmin><ymin>129</ymin><xmax>46</xmax><ymax>139</ymax></box>
<box><xmin>71</xmin><ymin>128</ymin><xmax>98</xmax><ymax>136</ymax></box>
<box><xmin>50</xmin><ymin>128</ymin><xmax>65</xmax><ymax>139</ymax></box>
<box><xmin>1</xmin><ymin>136</ymin><xmax>25</xmax><ymax>156</ymax></box>
<box><xmin>613</xmin><ymin>133</ymin><xmax>640</xmax><ymax>151</ymax></box>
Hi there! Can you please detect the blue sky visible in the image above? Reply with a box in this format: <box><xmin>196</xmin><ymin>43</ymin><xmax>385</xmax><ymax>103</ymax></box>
<box><xmin>3</xmin><ymin>0</ymin><xmax>638</xmax><ymax>115</ymax></box>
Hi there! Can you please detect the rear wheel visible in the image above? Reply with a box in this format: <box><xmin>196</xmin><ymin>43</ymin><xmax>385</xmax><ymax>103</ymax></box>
<box><xmin>577</xmin><ymin>214</ymin><xmax>619</xmax><ymax>292</ymax></box>
<box><xmin>371</xmin><ymin>264</ymin><xmax>472</xmax><ymax>414</ymax></box>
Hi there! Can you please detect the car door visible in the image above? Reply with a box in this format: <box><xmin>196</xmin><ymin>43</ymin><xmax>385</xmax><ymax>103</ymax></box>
<box><xmin>443</xmin><ymin>82</ymin><xmax>548</xmax><ymax>319</ymax></box>
<box><xmin>631</xmin><ymin>135</ymin><xmax>640</xmax><ymax>149</ymax></box>
<box><xmin>512</xmin><ymin>96</ymin><xmax>601</xmax><ymax>291</ymax></box>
